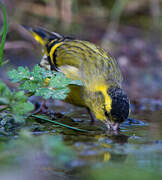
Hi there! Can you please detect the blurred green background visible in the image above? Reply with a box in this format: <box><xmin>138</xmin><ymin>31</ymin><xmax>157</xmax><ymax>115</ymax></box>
<box><xmin>0</xmin><ymin>1</ymin><xmax>162</xmax><ymax>180</ymax></box>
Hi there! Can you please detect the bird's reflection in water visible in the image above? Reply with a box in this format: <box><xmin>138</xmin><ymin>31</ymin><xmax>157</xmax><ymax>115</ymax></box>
<box><xmin>95</xmin><ymin>132</ymin><xmax>129</xmax><ymax>163</ymax></box>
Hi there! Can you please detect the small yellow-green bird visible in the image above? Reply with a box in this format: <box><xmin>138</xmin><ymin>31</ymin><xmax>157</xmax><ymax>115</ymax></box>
<box><xmin>24</xmin><ymin>26</ymin><xmax>129</xmax><ymax>130</ymax></box>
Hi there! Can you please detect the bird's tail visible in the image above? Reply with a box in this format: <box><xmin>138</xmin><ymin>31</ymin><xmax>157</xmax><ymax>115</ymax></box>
<box><xmin>22</xmin><ymin>25</ymin><xmax>63</xmax><ymax>46</ymax></box>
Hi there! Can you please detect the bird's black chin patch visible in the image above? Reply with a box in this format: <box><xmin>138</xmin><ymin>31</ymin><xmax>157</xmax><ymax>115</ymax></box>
<box><xmin>108</xmin><ymin>87</ymin><xmax>129</xmax><ymax>123</ymax></box>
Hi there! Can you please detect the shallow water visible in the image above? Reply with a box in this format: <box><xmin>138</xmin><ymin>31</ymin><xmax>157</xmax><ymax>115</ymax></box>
<box><xmin>0</xmin><ymin>102</ymin><xmax>162</xmax><ymax>180</ymax></box>
<box><xmin>63</xmin><ymin>107</ymin><xmax>162</xmax><ymax>163</ymax></box>
<box><xmin>39</xmin><ymin>103</ymin><xmax>162</xmax><ymax>178</ymax></box>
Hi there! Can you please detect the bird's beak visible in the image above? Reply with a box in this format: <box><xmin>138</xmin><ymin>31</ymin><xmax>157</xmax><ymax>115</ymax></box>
<box><xmin>105</xmin><ymin>120</ymin><xmax>120</xmax><ymax>131</ymax></box>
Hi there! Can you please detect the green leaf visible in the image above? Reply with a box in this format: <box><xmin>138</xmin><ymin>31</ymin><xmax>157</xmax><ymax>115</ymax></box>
<box><xmin>31</xmin><ymin>65</ymin><xmax>54</xmax><ymax>79</ymax></box>
<box><xmin>7</xmin><ymin>65</ymin><xmax>83</xmax><ymax>102</ymax></box>
<box><xmin>0</xmin><ymin>80</ymin><xmax>11</xmax><ymax>97</ymax></box>
<box><xmin>0</xmin><ymin>80</ymin><xmax>34</xmax><ymax>123</ymax></box>
<box><xmin>51</xmin><ymin>88</ymin><xmax>70</xmax><ymax>100</ymax></box>
<box><xmin>19</xmin><ymin>80</ymin><xmax>42</xmax><ymax>92</ymax></box>
<box><xmin>13</xmin><ymin>91</ymin><xmax>28</xmax><ymax>101</ymax></box>
<box><xmin>3</xmin><ymin>64</ymin><xmax>84</xmax><ymax>124</ymax></box>
<box><xmin>8</xmin><ymin>66</ymin><xmax>31</xmax><ymax>82</ymax></box>
<box><xmin>31</xmin><ymin>65</ymin><xmax>44</xmax><ymax>81</ymax></box>
<box><xmin>49</xmin><ymin>72</ymin><xmax>71</xmax><ymax>88</ymax></box>
<box><xmin>35</xmin><ymin>88</ymin><xmax>51</xmax><ymax>99</ymax></box>
<box><xmin>12</xmin><ymin>101</ymin><xmax>34</xmax><ymax>116</ymax></box>
<box><xmin>35</xmin><ymin>87</ymin><xmax>70</xmax><ymax>100</ymax></box>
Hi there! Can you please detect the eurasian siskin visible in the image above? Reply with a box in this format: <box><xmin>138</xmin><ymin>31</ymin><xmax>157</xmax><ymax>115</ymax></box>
<box><xmin>24</xmin><ymin>26</ymin><xmax>130</xmax><ymax>130</ymax></box>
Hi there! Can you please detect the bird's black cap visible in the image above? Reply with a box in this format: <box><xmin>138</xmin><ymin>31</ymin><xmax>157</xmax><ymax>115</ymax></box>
<box><xmin>108</xmin><ymin>87</ymin><xmax>129</xmax><ymax>123</ymax></box>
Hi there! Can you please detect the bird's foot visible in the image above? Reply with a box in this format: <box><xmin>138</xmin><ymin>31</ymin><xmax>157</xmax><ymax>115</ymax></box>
<box><xmin>87</xmin><ymin>107</ymin><xmax>96</xmax><ymax>125</ymax></box>
<box><xmin>32</xmin><ymin>100</ymin><xmax>48</xmax><ymax>114</ymax></box>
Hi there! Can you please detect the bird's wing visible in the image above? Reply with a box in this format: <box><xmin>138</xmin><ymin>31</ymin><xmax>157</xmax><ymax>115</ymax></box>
<box><xmin>23</xmin><ymin>26</ymin><xmax>122</xmax><ymax>86</ymax></box>
<box><xmin>53</xmin><ymin>40</ymin><xmax>122</xmax><ymax>86</ymax></box>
